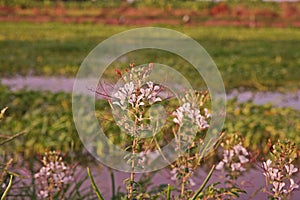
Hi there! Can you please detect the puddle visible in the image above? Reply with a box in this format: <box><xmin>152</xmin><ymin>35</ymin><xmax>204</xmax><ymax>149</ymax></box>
<box><xmin>2</xmin><ymin>76</ymin><xmax>300</xmax><ymax>110</ymax></box>
<box><xmin>92</xmin><ymin>164</ymin><xmax>300</xmax><ymax>200</ymax></box>
<box><xmin>228</xmin><ymin>89</ymin><xmax>300</xmax><ymax>110</ymax></box>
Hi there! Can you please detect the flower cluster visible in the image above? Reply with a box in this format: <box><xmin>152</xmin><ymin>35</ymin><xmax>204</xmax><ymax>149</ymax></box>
<box><xmin>113</xmin><ymin>81</ymin><xmax>162</xmax><ymax>109</ymax></box>
<box><xmin>263</xmin><ymin>160</ymin><xmax>299</xmax><ymax>196</ymax></box>
<box><xmin>173</xmin><ymin>102</ymin><xmax>210</xmax><ymax>130</ymax></box>
<box><xmin>111</xmin><ymin>64</ymin><xmax>163</xmax><ymax>137</ymax></box>
<box><xmin>261</xmin><ymin>139</ymin><xmax>299</xmax><ymax>199</ymax></box>
<box><xmin>34</xmin><ymin>151</ymin><xmax>73</xmax><ymax>199</ymax></box>
<box><xmin>216</xmin><ymin>143</ymin><xmax>249</xmax><ymax>172</ymax></box>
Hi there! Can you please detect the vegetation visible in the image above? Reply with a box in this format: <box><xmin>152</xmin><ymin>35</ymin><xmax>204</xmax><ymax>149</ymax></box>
<box><xmin>0</xmin><ymin>1</ymin><xmax>299</xmax><ymax>198</ymax></box>
<box><xmin>1</xmin><ymin>83</ymin><xmax>299</xmax><ymax>163</ymax></box>
<box><xmin>1</xmin><ymin>22</ymin><xmax>299</xmax><ymax>91</ymax></box>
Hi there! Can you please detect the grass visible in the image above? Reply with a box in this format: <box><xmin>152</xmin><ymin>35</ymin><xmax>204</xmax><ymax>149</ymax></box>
<box><xmin>1</xmin><ymin>22</ymin><xmax>299</xmax><ymax>92</ymax></box>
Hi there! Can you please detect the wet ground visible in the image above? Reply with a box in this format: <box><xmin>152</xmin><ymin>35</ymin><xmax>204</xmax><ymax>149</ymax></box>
<box><xmin>2</xmin><ymin>76</ymin><xmax>300</xmax><ymax>110</ymax></box>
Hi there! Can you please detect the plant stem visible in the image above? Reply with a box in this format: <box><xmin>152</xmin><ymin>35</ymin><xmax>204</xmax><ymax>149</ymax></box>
<box><xmin>180</xmin><ymin>156</ymin><xmax>188</xmax><ymax>198</ymax></box>
<box><xmin>0</xmin><ymin>131</ymin><xmax>26</xmax><ymax>145</ymax></box>
<box><xmin>191</xmin><ymin>165</ymin><xmax>215</xmax><ymax>200</ymax></box>
<box><xmin>1</xmin><ymin>175</ymin><xmax>13</xmax><ymax>200</ymax></box>
<box><xmin>128</xmin><ymin>137</ymin><xmax>138</xmax><ymax>200</ymax></box>
<box><xmin>110</xmin><ymin>169</ymin><xmax>115</xmax><ymax>199</ymax></box>
<box><xmin>87</xmin><ymin>167</ymin><xmax>104</xmax><ymax>200</ymax></box>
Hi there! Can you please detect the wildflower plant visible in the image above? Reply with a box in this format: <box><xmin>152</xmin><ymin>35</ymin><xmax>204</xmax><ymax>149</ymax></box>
<box><xmin>201</xmin><ymin>133</ymin><xmax>250</xmax><ymax>199</ymax></box>
<box><xmin>170</xmin><ymin>90</ymin><xmax>212</xmax><ymax>199</ymax></box>
<box><xmin>90</xmin><ymin>62</ymin><xmax>225</xmax><ymax>199</ymax></box>
<box><xmin>34</xmin><ymin>150</ymin><xmax>74</xmax><ymax>200</ymax></box>
<box><xmin>216</xmin><ymin>133</ymin><xmax>250</xmax><ymax>176</ymax></box>
<box><xmin>262</xmin><ymin>139</ymin><xmax>299</xmax><ymax>200</ymax></box>
<box><xmin>99</xmin><ymin>63</ymin><xmax>168</xmax><ymax>199</ymax></box>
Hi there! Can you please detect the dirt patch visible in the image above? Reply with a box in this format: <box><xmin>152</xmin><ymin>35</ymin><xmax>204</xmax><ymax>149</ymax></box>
<box><xmin>0</xmin><ymin>3</ymin><xmax>299</xmax><ymax>27</ymax></box>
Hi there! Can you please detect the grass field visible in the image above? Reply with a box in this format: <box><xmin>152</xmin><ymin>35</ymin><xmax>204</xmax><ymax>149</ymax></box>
<box><xmin>1</xmin><ymin>22</ymin><xmax>299</xmax><ymax>91</ymax></box>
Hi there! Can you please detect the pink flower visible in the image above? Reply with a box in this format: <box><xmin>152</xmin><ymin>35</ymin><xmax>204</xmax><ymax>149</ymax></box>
<box><xmin>285</xmin><ymin>164</ymin><xmax>298</xmax><ymax>176</ymax></box>
<box><xmin>272</xmin><ymin>181</ymin><xmax>285</xmax><ymax>194</ymax></box>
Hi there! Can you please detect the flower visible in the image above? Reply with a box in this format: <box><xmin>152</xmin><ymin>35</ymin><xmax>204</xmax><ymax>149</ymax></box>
<box><xmin>289</xmin><ymin>178</ymin><xmax>299</xmax><ymax>191</ymax></box>
<box><xmin>233</xmin><ymin>144</ymin><xmax>249</xmax><ymax>156</ymax></box>
<box><xmin>238</xmin><ymin>155</ymin><xmax>249</xmax><ymax>164</ymax></box>
<box><xmin>113</xmin><ymin>81</ymin><xmax>135</xmax><ymax>107</ymax></box>
<box><xmin>231</xmin><ymin>162</ymin><xmax>245</xmax><ymax>172</ymax></box>
<box><xmin>272</xmin><ymin>181</ymin><xmax>285</xmax><ymax>194</ymax></box>
<box><xmin>38</xmin><ymin>190</ymin><xmax>49</xmax><ymax>199</ymax></box>
<box><xmin>215</xmin><ymin>161</ymin><xmax>225</xmax><ymax>170</ymax></box>
<box><xmin>34</xmin><ymin>151</ymin><xmax>73</xmax><ymax>198</ymax></box>
<box><xmin>262</xmin><ymin>159</ymin><xmax>272</xmax><ymax>171</ymax></box>
<box><xmin>285</xmin><ymin>164</ymin><xmax>298</xmax><ymax>176</ymax></box>
<box><xmin>216</xmin><ymin>143</ymin><xmax>249</xmax><ymax>172</ymax></box>
<box><xmin>223</xmin><ymin>149</ymin><xmax>234</xmax><ymax>163</ymax></box>
<box><xmin>113</xmin><ymin>81</ymin><xmax>161</xmax><ymax>109</ymax></box>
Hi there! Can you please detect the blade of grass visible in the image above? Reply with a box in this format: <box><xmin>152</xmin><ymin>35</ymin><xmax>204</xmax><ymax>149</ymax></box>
<box><xmin>1</xmin><ymin>175</ymin><xmax>13</xmax><ymax>200</ymax></box>
<box><xmin>110</xmin><ymin>169</ymin><xmax>116</xmax><ymax>200</ymax></box>
<box><xmin>87</xmin><ymin>167</ymin><xmax>104</xmax><ymax>200</ymax></box>
<box><xmin>166</xmin><ymin>184</ymin><xmax>171</xmax><ymax>200</ymax></box>
<box><xmin>190</xmin><ymin>165</ymin><xmax>215</xmax><ymax>200</ymax></box>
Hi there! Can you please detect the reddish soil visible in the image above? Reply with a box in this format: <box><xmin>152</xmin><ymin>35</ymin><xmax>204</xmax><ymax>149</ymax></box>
<box><xmin>0</xmin><ymin>2</ymin><xmax>299</xmax><ymax>28</ymax></box>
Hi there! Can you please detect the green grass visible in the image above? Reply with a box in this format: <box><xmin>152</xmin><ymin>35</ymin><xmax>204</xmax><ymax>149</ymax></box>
<box><xmin>1</xmin><ymin>22</ymin><xmax>300</xmax><ymax>91</ymax></box>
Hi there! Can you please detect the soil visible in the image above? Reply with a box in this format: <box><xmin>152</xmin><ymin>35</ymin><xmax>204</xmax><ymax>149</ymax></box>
<box><xmin>0</xmin><ymin>2</ymin><xmax>300</xmax><ymax>27</ymax></box>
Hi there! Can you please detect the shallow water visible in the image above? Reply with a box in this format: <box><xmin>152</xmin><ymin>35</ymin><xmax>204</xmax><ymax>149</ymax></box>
<box><xmin>94</xmin><ymin>164</ymin><xmax>300</xmax><ymax>200</ymax></box>
<box><xmin>2</xmin><ymin>76</ymin><xmax>300</xmax><ymax>110</ymax></box>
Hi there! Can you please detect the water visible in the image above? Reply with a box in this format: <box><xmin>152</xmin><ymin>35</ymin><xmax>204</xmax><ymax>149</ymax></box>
<box><xmin>2</xmin><ymin>76</ymin><xmax>300</xmax><ymax>110</ymax></box>
<box><xmin>95</xmin><ymin>165</ymin><xmax>300</xmax><ymax>199</ymax></box>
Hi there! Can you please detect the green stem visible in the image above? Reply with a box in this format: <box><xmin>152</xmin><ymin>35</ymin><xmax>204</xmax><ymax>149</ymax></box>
<box><xmin>190</xmin><ymin>165</ymin><xmax>215</xmax><ymax>200</ymax></box>
<box><xmin>87</xmin><ymin>167</ymin><xmax>104</xmax><ymax>200</ymax></box>
<box><xmin>166</xmin><ymin>184</ymin><xmax>171</xmax><ymax>200</ymax></box>
<box><xmin>110</xmin><ymin>169</ymin><xmax>115</xmax><ymax>199</ymax></box>
<box><xmin>0</xmin><ymin>131</ymin><xmax>26</xmax><ymax>145</ymax></box>
<box><xmin>1</xmin><ymin>175</ymin><xmax>13</xmax><ymax>200</ymax></box>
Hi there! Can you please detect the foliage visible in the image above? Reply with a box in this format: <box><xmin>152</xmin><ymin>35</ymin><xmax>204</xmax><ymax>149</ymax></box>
<box><xmin>0</xmin><ymin>85</ymin><xmax>84</xmax><ymax>161</ymax></box>
<box><xmin>225</xmin><ymin>99</ymin><xmax>300</xmax><ymax>157</ymax></box>
<box><xmin>0</xmin><ymin>22</ymin><xmax>300</xmax><ymax>91</ymax></box>
<box><xmin>0</xmin><ymin>106</ymin><xmax>22</xmax><ymax>199</ymax></box>
<box><xmin>1</xmin><ymin>84</ymin><xmax>300</xmax><ymax>163</ymax></box>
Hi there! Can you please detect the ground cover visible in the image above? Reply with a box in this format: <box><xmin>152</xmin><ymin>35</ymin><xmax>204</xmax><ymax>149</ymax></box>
<box><xmin>1</xmin><ymin>22</ymin><xmax>299</xmax><ymax>92</ymax></box>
